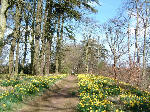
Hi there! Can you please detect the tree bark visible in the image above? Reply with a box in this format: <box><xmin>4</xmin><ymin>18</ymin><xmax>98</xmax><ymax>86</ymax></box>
<box><xmin>9</xmin><ymin>38</ymin><xmax>15</xmax><ymax>75</ymax></box>
<box><xmin>39</xmin><ymin>7</ymin><xmax>48</xmax><ymax>75</ymax></box>
<box><xmin>86</xmin><ymin>40</ymin><xmax>89</xmax><ymax>74</ymax></box>
<box><xmin>14</xmin><ymin>4</ymin><xmax>21</xmax><ymax>75</ymax></box>
<box><xmin>45</xmin><ymin>39</ymin><xmax>51</xmax><ymax>75</ymax></box>
<box><xmin>135</xmin><ymin>0</ymin><xmax>140</xmax><ymax>64</ymax></box>
<box><xmin>44</xmin><ymin>0</ymin><xmax>53</xmax><ymax>75</ymax></box>
<box><xmin>58</xmin><ymin>15</ymin><xmax>64</xmax><ymax>72</ymax></box>
<box><xmin>15</xmin><ymin>38</ymin><xmax>19</xmax><ymax>74</ymax></box>
<box><xmin>30</xmin><ymin>0</ymin><xmax>36</xmax><ymax>75</ymax></box>
<box><xmin>0</xmin><ymin>0</ymin><xmax>8</xmax><ymax>56</ymax></box>
<box><xmin>34</xmin><ymin>0</ymin><xmax>42</xmax><ymax>75</ymax></box>
<box><xmin>127</xmin><ymin>23</ymin><xmax>131</xmax><ymax>83</ymax></box>
<box><xmin>9</xmin><ymin>3</ymin><xmax>20</xmax><ymax>76</ymax></box>
<box><xmin>21</xmin><ymin>12</ymin><xmax>29</xmax><ymax>74</ymax></box>
<box><xmin>55</xmin><ymin>15</ymin><xmax>61</xmax><ymax>74</ymax></box>
<box><xmin>128</xmin><ymin>23</ymin><xmax>131</xmax><ymax>65</ymax></box>
<box><xmin>113</xmin><ymin>55</ymin><xmax>117</xmax><ymax>79</ymax></box>
<box><xmin>142</xmin><ymin>2</ymin><xmax>148</xmax><ymax>89</ymax></box>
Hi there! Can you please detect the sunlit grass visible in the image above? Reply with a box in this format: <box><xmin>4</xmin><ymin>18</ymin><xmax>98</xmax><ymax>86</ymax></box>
<box><xmin>0</xmin><ymin>74</ymin><xmax>67</xmax><ymax>111</ymax></box>
<box><xmin>77</xmin><ymin>74</ymin><xmax>150</xmax><ymax>112</ymax></box>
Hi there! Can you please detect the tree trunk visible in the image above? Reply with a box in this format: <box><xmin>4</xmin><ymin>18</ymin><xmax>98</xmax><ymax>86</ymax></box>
<box><xmin>58</xmin><ymin>15</ymin><xmax>64</xmax><ymax>72</ymax></box>
<box><xmin>44</xmin><ymin>0</ymin><xmax>53</xmax><ymax>75</ymax></box>
<box><xmin>15</xmin><ymin>39</ymin><xmax>19</xmax><ymax>74</ymax></box>
<box><xmin>86</xmin><ymin>40</ymin><xmax>89</xmax><ymax>74</ymax></box>
<box><xmin>34</xmin><ymin>0</ymin><xmax>42</xmax><ymax>75</ymax></box>
<box><xmin>9</xmin><ymin>4</ymin><xmax>20</xmax><ymax>76</ymax></box>
<box><xmin>114</xmin><ymin>55</ymin><xmax>117</xmax><ymax>79</ymax></box>
<box><xmin>0</xmin><ymin>0</ymin><xmax>8</xmax><ymax>56</ymax></box>
<box><xmin>30</xmin><ymin>0</ymin><xmax>36</xmax><ymax>75</ymax></box>
<box><xmin>39</xmin><ymin>44</ymin><xmax>45</xmax><ymax>75</ymax></box>
<box><xmin>39</xmin><ymin>9</ymin><xmax>47</xmax><ymax>75</ymax></box>
<box><xmin>21</xmin><ymin>13</ymin><xmax>29</xmax><ymax>74</ymax></box>
<box><xmin>55</xmin><ymin>15</ymin><xmax>61</xmax><ymax>74</ymax></box>
<box><xmin>31</xmin><ymin>35</ymin><xmax>35</xmax><ymax>74</ymax></box>
<box><xmin>14</xmin><ymin>4</ymin><xmax>21</xmax><ymax>75</ymax></box>
<box><xmin>45</xmin><ymin>39</ymin><xmax>51</xmax><ymax>75</ymax></box>
<box><xmin>135</xmin><ymin>0</ymin><xmax>140</xmax><ymax>64</ymax></box>
<box><xmin>128</xmin><ymin>23</ymin><xmax>131</xmax><ymax>65</ymax></box>
<box><xmin>142</xmin><ymin>2</ymin><xmax>148</xmax><ymax>89</ymax></box>
<box><xmin>127</xmin><ymin>23</ymin><xmax>131</xmax><ymax>83</ymax></box>
<box><xmin>142</xmin><ymin>23</ymin><xmax>147</xmax><ymax>88</ymax></box>
<box><xmin>9</xmin><ymin>38</ymin><xmax>15</xmax><ymax>75</ymax></box>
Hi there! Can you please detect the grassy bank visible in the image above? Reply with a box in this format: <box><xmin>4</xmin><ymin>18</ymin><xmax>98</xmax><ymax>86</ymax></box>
<box><xmin>77</xmin><ymin>74</ymin><xmax>150</xmax><ymax>112</ymax></box>
<box><xmin>0</xmin><ymin>74</ymin><xmax>67</xmax><ymax>111</ymax></box>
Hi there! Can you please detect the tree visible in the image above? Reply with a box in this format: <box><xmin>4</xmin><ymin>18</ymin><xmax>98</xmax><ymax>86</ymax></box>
<box><xmin>34</xmin><ymin>0</ymin><xmax>42</xmax><ymax>75</ymax></box>
<box><xmin>141</xmin><ymin>0</ymin><xmax>149</xmax><ymax>89</ymax></box>
<box><xmin>0</xmin><ymin>0</ymin><xmax>100</xmax><ymax>76</ymax></box>
<box><xmin>104</xmin><ymin>18</ymin><xmax>127</xmax><ymax>79</ymax></box>
<box><xmin>0</xmin><ymin>0</ymin><xmax>8</xmax><ymax>56</ymax></box>
<box><xmin>54</xmin><ymin>0</ymin><xmax>98</xmax><ymax>74</ymax></box>
<box><xmin>8</xmin><ymin>1</ymin><xmax>21</xmax><ymax>76</ymax></box>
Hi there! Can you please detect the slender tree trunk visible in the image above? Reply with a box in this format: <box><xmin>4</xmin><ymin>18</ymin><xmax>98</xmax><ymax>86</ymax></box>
<box><xmin>142</xmin><ymin>24</ymin><xmax>147</xmax><ymax>87</ymax></box>
<box><xmin>45</xmin><ymin>40</ymin><xmax>50</xmax><ymax>75</ymax></box>
<box><xmin>21</xmin><ymin>14</ymin><xmax>29</xmax><ymax>74</ymax></box>
<box><xmin>44</xmin><ymin>1</ymin><xmax>53</xmax><ymax>75</ymax></box>
<box><xmin>128</xmin><ymin>23</ymin><xmax>131</xmax><ymax>65</ymax></box>
<box><xmin>60</xmin><ymin>16</ymin><xmax>64</xmax><ymax>41</ymax></box>
<box><xmin>45</xmin><ymin>39</ymin><xmax>51</xmax><ymax>75</ymax></box>
<box><xmin>30</xmin><ymin>0</ymin><xmax>36</xmax><ymax>75</ymax></box>
<box><xmin>14</xmin><ymin>5</ymin><xmax>21</xmax><ymax>75</ymax></box>
<box><xmin>142</xmin><ymin>2</ymin><xmax>148</xmax><ymax>89</ymax></box>
<box><xmin>31</xmin><ymin>35</ymin><xmax>35</xmax><ymax>74</ymax></box>
<box><xmin>9</xmin><ymin>4</ymin><xmax>20</xmax><ymax>76</ymax></box>
<box><xmin>135</xmin><ymin>0</ymin><xmax>142</xmax><ymax>87</ymax></box>
<box><xmin>39</xmin><ymin>8</ymin><xmax>48</xmax><ymax>75</ymax></box>
<box><xmin>34</xmin><ymin>0</ymin><xmax>42</xmax><ymax>75</ymax></box>
<box><xmin>55</xmin><ymin>15</ymin><xmax>61</xmax><ymax>74</ymax></box>
<box><xmin>39</xmin><ymin>43</ymin><xmax>45</xmax><ymax>75</ymax></box>
<box><xmin>15</xmin><ymin>38</ymin><xmax>19</xmax><ymax>74</ymax></box>
<box><xmin>127</xmin><ymin>23</ymin><xmax>131</xmax><ymax>82</ymax></box>
<box><xmin>86</xmin><ymin>40</ymin><xmax>89</xmax><ymax>73</ymax></box>
<box><xmin>135</xmin><ymin>0</ymin><xmax>140</xmax><ymax>64</ymax></box>
<box><xmin>9</xmin><ymin>39</ymin><xmax>15</xmax><ymax>75</ymax></box>
<box><xmin>58</xmin><ymin>15</ymin><xmax>64</xmax><ymax>72</ymax></box>
<box><xmin>113</xmin><ymin>31</ymin><xmax>117</xmax><ymax>79</ymax></box>
<box><xmin>114</xmin><ymin>54</ymin><xmax>117</xmax><ymax>79</ymax></box>
<box><xmin>0</xmin><ymin>0</ymin><xmax>8</xmax><ymax>56</ymax></box>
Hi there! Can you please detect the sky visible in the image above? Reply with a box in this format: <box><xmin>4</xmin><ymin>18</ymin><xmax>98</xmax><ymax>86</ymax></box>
<box><xmin>76</xmin><ymin>0</ymin><xmax>123</xmax><ymax>43</ymax></box>
<box><xmin>88</xmin><ymin>0</ymin><xmax>125</xmax><ymax>64</ymax></box>
<box><xmin>91</xmin><ymin>0</ymin><xmax>123</xmax><ymax>24</ymax></box>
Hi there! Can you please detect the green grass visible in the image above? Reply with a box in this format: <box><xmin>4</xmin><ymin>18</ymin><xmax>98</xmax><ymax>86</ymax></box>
<box><xmin>77</xmin><ymin>74</ymin><xmax>150</xmax><ymax>112</ymax></box>
<box><xmin>0</xmin><ymin>74</ymin><xmax>67</xmax><ymax>111</ymax></box>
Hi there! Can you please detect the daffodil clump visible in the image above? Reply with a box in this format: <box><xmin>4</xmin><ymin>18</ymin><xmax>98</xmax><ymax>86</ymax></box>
<box><xmin>77</xmin><ymin>74</ymin><xmax>150</xmax><ymax>112</ymax></box>
<box><xmin>0</xmin><ymin>74</ymin><xmax>67</xmax><ymax>111</ymax></box>
<box><xmin>77</xmin><ymin>74</ymin><xmax>113</xmax><ymax>112</ymax></box>
<box><xmin>120</xmin><ymin>93</ymin><xmax>150</xmax><ymax>111</ymax></box>
<box><xmin>0</xmin><ymin>79</ymin><xmax>20</xmax><ymax>87</ymax></box>
<box><xmin>118</xmin><ymin>81</ymin><xmax>150</xmax><ymax>111</ymax></box>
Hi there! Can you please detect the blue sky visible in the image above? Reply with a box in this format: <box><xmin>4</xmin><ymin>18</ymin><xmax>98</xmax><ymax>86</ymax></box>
<box><xmin>76</xmin><ymin>0</ymin><xmax>123</xmax><ymax>43</ymax></box>
<box><xmin>91</xmin><ymin>0</ymin><xmax>123</xmax><ymax>24</ymax></box>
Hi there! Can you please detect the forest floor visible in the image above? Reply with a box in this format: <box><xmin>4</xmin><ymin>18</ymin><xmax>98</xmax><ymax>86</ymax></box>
<box><xmin>17</xmin><ymin>75</ymin><xmax>79</xmax><ymax>112</ymax></box>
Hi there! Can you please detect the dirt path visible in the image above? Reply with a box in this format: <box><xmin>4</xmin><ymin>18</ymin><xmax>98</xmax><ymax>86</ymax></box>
<box><xmin>18</xmin><ymin>75</ymin><xmax>79</xmax><ymax>112</ymax></box>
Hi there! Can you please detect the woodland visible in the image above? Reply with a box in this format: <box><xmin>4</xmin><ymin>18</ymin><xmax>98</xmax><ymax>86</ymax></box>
<box><xmin>0</xmin><ymin>0</ymin><xmax>150</xmax><ymax>111</ymax></box>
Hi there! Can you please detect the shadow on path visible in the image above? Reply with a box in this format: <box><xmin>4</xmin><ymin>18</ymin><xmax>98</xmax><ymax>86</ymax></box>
<box><xmin>18</xmin><ymin>75</ymin><xmax>79</xmax><ymax>112</ymax></box>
